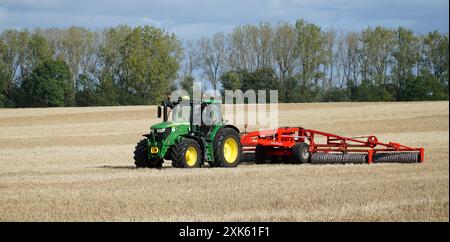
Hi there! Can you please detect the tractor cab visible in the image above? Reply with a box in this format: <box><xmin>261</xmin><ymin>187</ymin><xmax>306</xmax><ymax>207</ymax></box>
<box><xmin>157</xmin><ymin>96</ymin><xmax>223</xmax><ymax>135</ymax></box>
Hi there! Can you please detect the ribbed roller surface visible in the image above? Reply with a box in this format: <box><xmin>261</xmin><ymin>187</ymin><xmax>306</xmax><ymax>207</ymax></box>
<box><xmin>311</xmin><ymin>153</ymin><xmax>367</xmax><ymax>164</ymax></box>
<box><xmin>342</xmin><ymin>153</ymin><xmax>367</xmax><ymax>164</ymax></box>
<box><xmin>372</xmin><ymin>152</ymin><xmax>420</xmax><ymax>163</ymax></box>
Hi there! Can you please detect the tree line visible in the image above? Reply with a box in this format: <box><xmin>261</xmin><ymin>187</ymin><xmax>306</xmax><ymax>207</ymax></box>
<box><xmin>0</xmin><ymin>20</ymin><xmax>448</xmax><ymax>107</ymax></box>
<box><xmin>0</xmin><ymin>25</ymin><xmax>181</xmax><ymax>107</ymax></box>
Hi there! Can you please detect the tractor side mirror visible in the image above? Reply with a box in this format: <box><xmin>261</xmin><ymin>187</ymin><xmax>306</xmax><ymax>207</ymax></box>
<box><xmin>157</xmin><ymin>106</ymin><xmax>162</xmax><ymax>118</ymax></box>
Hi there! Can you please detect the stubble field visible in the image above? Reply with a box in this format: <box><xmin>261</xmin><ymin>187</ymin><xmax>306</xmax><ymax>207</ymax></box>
<box><xmin>0</xmin><ymin>102</ymin><xmax>448</xmax><ymax>221</ymax></box>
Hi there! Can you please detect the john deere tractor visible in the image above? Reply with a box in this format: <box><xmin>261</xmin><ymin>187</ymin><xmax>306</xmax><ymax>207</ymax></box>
<box><xmin>134</xmin><ymin>97</ymin><xmax>242</xmax><ymax>168</ymax></box>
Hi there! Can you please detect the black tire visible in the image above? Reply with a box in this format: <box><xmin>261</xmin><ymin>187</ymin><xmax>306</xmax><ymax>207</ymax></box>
<box><xmin>291</xmin><ymin>142</ymin><xmax>310</xmax><ymax>164</ymax></box>
<box><xmin>212</xmin><ymin>128</ymin><xmax>241</xmax><ymax>167</ymax></box>
<box><xmin>170</xmin><ymin>138</ymin><xmax>202</xmax><ymax>168</ymax></box>
<box><xmin>255</xmin><ymin>145</ymin><xmax>270</xmax><ymax>164</ymax></box>
<box><xmin>134</xmin><ymin>139</ymin><xmax>163</xmax><ymax>168</ymax></box>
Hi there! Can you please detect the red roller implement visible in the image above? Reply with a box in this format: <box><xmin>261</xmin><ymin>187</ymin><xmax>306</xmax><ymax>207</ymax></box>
<box><xmin>240</xmin><ymin>127</ymin><xmax>424</xmax><ymax>164</ymax></box>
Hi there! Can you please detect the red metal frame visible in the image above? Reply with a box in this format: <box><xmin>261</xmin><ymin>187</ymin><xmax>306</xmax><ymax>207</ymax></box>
<box><xmin>240</xmin><ymin>127</ymin><xmax>424</xmax><ymax>163</ymax></box>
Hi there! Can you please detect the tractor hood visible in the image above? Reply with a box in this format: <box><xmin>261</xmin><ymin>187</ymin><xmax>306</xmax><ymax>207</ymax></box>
<box><xmin>150</xmin><ymin>121</ymin><xmax>189</xmax><ymax>130</ymax></box>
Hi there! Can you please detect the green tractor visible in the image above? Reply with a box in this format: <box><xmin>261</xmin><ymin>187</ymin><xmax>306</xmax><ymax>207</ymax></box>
<box><xmin>134</xmin><ymin>97</ymin><xmax>242</xmax><ymax>168</ymax></box>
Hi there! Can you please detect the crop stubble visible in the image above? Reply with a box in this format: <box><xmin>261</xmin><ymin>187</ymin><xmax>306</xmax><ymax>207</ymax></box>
<box><xmin>0</xmin><ymin>102</ymin><xmax>448</xmax><ymax>221</ymax></box>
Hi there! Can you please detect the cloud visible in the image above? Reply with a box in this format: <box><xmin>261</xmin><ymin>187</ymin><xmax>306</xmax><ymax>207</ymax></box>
<box><xmin>0</xmin><ymin>0</ymin><xmax>448</xmax><ymax>39</ymax></box>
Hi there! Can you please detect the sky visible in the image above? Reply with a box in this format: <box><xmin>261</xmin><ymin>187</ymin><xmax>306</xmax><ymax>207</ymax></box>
<box><xmin>0</xmin><ymin>0</ymin><xmax>448</xmax><ymax>40</ymax></box>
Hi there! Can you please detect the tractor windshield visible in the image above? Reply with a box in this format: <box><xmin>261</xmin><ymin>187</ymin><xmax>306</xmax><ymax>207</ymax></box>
<box><xmin>170</xmin><ymin>101</ymin><xmax>222</xmax><ymax>124</ymax></box>
<box><xmin>171</xmin><ymin>103</ymin><xmax>191</xmax><ymax>122</ymax></box>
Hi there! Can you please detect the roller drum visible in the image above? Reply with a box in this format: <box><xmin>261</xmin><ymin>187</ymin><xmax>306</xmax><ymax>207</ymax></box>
<box><xmin>311</xmin><ymin>153</ymin><xmax>343</xmax><ymax>164</ymax></box>
<box><xmin>372</xmin><ymin>152</ymin><xmax>420</xmax><ymax>163</ymax></box>
<box><xmin>311</xmin><ymin>153</ymin><xmax>368</xmax><ymax>164</ymax></box>
<box><xmin>342</xmin><ymin>153</ymin><xmax>367</xmax><ymax>164</ymax></box>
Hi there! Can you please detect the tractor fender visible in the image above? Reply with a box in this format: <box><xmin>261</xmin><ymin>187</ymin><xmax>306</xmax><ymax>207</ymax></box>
<box><xmin>209</xmin><ymin>125</ymin><xmax>241</xmax><ymax>144</ymax></box>
<box><xmin>222</xmin><ymin>124</ymin><xmax>240</xmax><ymax>134</ymax></box>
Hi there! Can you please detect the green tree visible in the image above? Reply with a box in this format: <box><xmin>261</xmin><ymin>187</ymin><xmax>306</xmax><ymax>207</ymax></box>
<box><xmin>0</xmin><ymin>30</ymin><xmax>30</xmax><ymax>103</ymax></box>
<box><xmin>95</xmin><ymin>77</ymin><xmax>119</xmax><ymax>106</ymax></box>
<box><xmin>359</xmin><ymin>27</ymin><xmax>396</xmax><ymax>101</ymax></box>
<box><xmin>100</xmin><ymin>25</ymin><xmax>181</xmax><ymax>105</ymax></box>
<box><xmin>99</xmin><ymin>25</ymin><xmax>133</xmax><ymax>100</ymax></box>
<box><xmin>241</xmin><ymin>67</ymin><xmax>278</xmax><ymax>92</ymax></box>
<box><xmin>198</xmin><ymin>32</ymin><xmax>227</xmax><ymax>92</ymax></box>
<box><xmin>180</xmin><ymin>75</ymin><xmax>195</xmax><ymax>97</ymax></box>
<box><xmin>125</xmin><ymin>25</ymin><xmax>181</xmax><ymax>104</ymax></box>
<box><xmin>75</xmin><ymin>73</ymin><xmax>98</xmax><ymax>106</ymax></box>
<box><xmin>22</xmin><ymin>32</ymin><xmax>54</xmax><ymax>78</ymax></box>
<box><xmin>392</xmin><ymin>27</ymin><xmax>419</xmax><ymax>100</ymax></box>
<box><xmin>322</xmin><ymin>87</ymin><xmax>350</xmax><ymax>102</ymax></box>
<box><xmin>21</xmin><ymin>59</ymin><xmax>73</xmax><ymax>107</ymax></box>
<box><xmin>404</xmin><ymin>71</ymin><xmax>448</xmax><ymax>101</ymax></box>
<box><xmin>295</xmin><ymin>20</ymin><xmax>327</xmax><ymax>102</ymax></box>
<box><xmin>272</xmin><ymin>22</ymin><xmax>298</xmax><ymax>101</ymax></box>
<box><xmin>61</xmin><ymin>26</ymin><xmax>99</xmax><ymax>89</ymax></box>
<box><xmin>0</xmin><ymin>63</ymin><xmax>8</xmax><ymax>106</ymax></box>
<box><xmin>0</xmin><ymin>40</ymin><xmax>8</xmax><ymax>106</ymax></box>
<box><xmin>221</xmin><ymin>71</ymin><xmax>243</xmax><ymax>91</ymax></box>
<box><xmin>221</xmin><ymin>68</ymin><xmax>278</xmax><ymax>102</ymax></box>
<box><xmin>229</xmin><ymin>23</ymin><xmax>273</xmax><ymax>71</ymax></box>
<box><xmin>420</xmin><ymin>31</ymin><xmax>449</xmax><ymax>99</ymax></box>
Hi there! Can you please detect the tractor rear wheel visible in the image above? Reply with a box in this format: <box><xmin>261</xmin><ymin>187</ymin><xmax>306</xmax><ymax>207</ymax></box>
<box><xmin>134</xmin><ymin>139</ymin><xmax>163</xmax><ymax>168</ymax></box>
<box><xmin>171</xmin><ymin>138</ymin><xmax>202</xmax><ymax>168</ymax></box>
<box><xmin>213</xmin><ymin>128</ymin><xmax>241</xmax><ymax>167</ymax></box>
<box><xmin>291</xmin><ymin>142</ymin><xmax>311</xmax><ymax>164</ymax></box>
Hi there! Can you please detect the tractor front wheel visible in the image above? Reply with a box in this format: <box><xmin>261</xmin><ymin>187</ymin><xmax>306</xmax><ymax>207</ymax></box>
<box><xmin>171</xmin><ymin>138</ymin><xmax>202</xmax><ymax>168</ymax></box>
<box><xmin>134</xmin><ymin>139</ymin><xmax>163</xmax><ymax>168</ymax></box>
<box><xmin>213</xmin><ymin>128</ymin><xmax>241</xmax><ymax>167</ymax></box>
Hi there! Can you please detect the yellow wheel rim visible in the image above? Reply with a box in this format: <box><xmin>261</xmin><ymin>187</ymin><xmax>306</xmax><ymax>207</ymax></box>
<box><xmin>223</xmin><ymin>137</ymin><xmax>239</xmax><ymax>163</ymax></box>
<box><xmin>185</xmin><ymin>146</ymin><xmax>198</xmax><ymax>167</ymax></box>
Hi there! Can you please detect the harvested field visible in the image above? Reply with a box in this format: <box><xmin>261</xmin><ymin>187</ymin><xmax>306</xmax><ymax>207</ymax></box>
<box><xmin>0</xmin><ymin>102</ymin><xmax>448</xmax><ymax>221</ymax></box>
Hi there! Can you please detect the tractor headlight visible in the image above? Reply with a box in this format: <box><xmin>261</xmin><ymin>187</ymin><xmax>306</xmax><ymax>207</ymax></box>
<box><xmin>156</xmin><ymin>128</ymin><xmax>166</xmax><ymax>133</ymax></box>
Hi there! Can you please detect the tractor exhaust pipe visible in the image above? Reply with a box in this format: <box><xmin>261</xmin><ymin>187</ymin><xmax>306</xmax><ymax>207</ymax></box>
<box><xmin>189</xmin><ymin>99</ymin><xmax>194</xmax><ymax>134</ymax></box>
<box><xmin>159</xmin><ymin>101</ymin><xmax>169</xmax><ymax>122</ymax></box>
<box><xmin>163</xmin><ymin>105</ymin><xmax>168</xmax><ymax>122</ymax></box>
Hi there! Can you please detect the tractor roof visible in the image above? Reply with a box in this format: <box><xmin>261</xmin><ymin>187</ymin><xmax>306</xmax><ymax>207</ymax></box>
<box><xmin>174</xmin><ymin>96</ymin><xmax>221</xmax><ymax>105</ymax></box>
